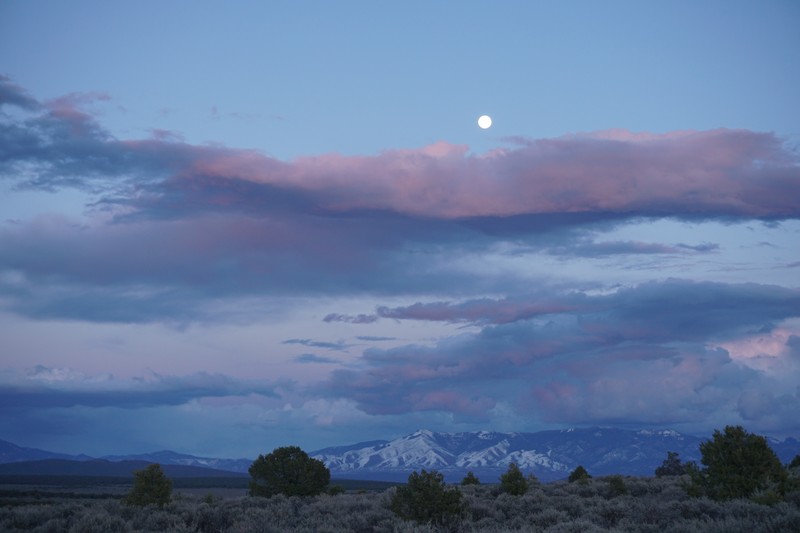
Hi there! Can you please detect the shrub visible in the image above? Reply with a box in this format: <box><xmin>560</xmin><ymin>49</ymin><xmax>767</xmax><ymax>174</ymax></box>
<box><xmin>568</xmin><ymin>465</ymin><xmax>591</xmax><ymax>483</ymax></box>
<box><xmin>461</xmin><ymin>471</ymin><xmax>480</xmax><ymax>485</ymax></box>
<box><xmin>3</xmin><ymin>475</ymin><xmax>800</xmax><ymax>532</ymax></box>
<box><xmin>327</xmin><ymin>484</ymin><xmax>346</xmax><ymax>495</ymax></box>
<box><xmin>389</xmin><ymin>469</ymin><xmax>464</xmax><ymax>527</ymax></box>
<box><xmin>125</xmin><ymin>463</ymin><xmax>172</xmax><ymax>507</ymax></box>
<box><xmin>689</xmin><ymin>425</ymin><xmax>787</xmax><ymax>501</ymax></box>
<box><xmin>499</xmin><ymin>463</ymin><xmax>528</xmax><ymax>495</ymax></box>
<box><xmin>249</xmin><ymin>445</ymin><xmax>330</xmax><ymax>497</ymax></box>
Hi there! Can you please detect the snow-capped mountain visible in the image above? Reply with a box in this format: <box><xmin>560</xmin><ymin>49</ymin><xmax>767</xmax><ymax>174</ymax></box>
<box><xmin>312</xmin><ymin>427</ymin><xmax>710</xmax><ymax>482</ymax></box>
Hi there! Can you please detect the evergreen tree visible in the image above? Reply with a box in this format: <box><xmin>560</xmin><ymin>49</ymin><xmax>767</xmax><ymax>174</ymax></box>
<box><xmin>655</xmin><ymin>451</ymin><xmax>688</xmax><ymax>477</ymax></box>
<box><xmin>249</xmin><ymin>446</ymin><xmax>330</xmax><ymax>497</ymax></box>
<box><xmin>390</xmin><ymin>469</ymin><xmax>464</xmax><ymax>527</ymax></box>
<box><xmin>499</xmin><ymin>463</ymin><xmax>528</xmax><ymax>495</ymax></box>
<box><xmin>568</xmin><ymin>465</ymin><xmax>591</xmax><ymax>483</ymax></box>
<box><xmin>461</xmin><ymin>471</ymin><xmax>480</xmax><ymax>485</ymax></box>
<box><xmin>125</xmin><ymin>463</ymin><xmax>172</xmax><ymax>507</ymax></box>
<box><xmin>689</xmin><ymin>425</ymin><xmax>787</xmax><ymax>501</ymax></box>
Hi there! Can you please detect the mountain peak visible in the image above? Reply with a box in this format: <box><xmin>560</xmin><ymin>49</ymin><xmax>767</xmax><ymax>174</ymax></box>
<box><xmin>408</xmin><ymin>429</ymin><xmax>436</xmax><ymax>438</ymax></box>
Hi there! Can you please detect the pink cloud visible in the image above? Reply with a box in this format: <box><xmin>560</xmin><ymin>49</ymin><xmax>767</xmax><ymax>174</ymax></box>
<box><xmin>139</xmin><ymin>129</ymin><xmax>798</xmax><ymax>222</ymax></box>
<box><xmin>3</xmin><ymin>79</ymin><xmax>797</xmax><ymax>224</ymax></box>
<box><xmin>4</xmin><ymin>83</ymin><xmax>798</xmax><ymax>223</ymax></box>
<box><xmin>377</xmin><ymin>298</ymin><xmax>580</xmax><ymax>324</ymax></box>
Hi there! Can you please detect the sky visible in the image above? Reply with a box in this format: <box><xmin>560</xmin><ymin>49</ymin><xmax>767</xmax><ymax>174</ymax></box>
<box><xmin>1</xmin><ymin>1</ymin><xmax>799</xmax><ymax>459</ymax></box>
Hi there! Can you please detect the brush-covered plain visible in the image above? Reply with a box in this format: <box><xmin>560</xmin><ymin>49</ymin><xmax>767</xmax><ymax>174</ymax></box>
<box><xmin>2</xmin><ymin>474</ymin><xmax>799</xmax><ymax>533</ymax></box>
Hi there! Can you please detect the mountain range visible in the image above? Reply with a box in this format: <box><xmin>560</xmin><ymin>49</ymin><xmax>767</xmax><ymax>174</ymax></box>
<box><xmin>312</xmin><ymin>428</ymin><xmax>707</xmax><ymax>482</ymax></box>
<box><xmin>0</xmin><ymin>439</ymin><xmax>251</xmax><ymax>478</ymax></box>
<box><xmin>2</xmin><ymin>428</ymin><xmax>799</xmax><ymax>482</ymax></box>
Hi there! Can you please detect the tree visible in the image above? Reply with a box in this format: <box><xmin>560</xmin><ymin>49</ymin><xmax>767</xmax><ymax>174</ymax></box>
<box><xmin>125</xmin><ymin>463</ymin><xmax>172</xmax><ymax>507</ymax></box>
<box><xmin>499</xmin><ymin>463</ymin><xmax>528</xmax><ymax>495</ymax></box>
<box><xmin>248</xmin><ymin>446</ymin><xmax>330</xmax><ymax>497</ymax></box>
<box><xmin>461</xmin><ymin>471</ymin><xmax>480</xmax><ymax>485</ymax></box>
<box><xmin>568</xmin><ymin>465</ymin><xmax>591</xmax><ymax>483</ymax></box>
<box><xmin>689</xmin><ymin>425</ymin><xmax>787</xmax><ymax>501</ymax></box>
<box><xmin>655</xmin><ymin>451</ymin><xmax>688</xmax><ymax>477</ymax></box>
<box><xmin>390</xmin><ymin>469</ymin><xmax>464</xmax><ymax>527</ymax></box>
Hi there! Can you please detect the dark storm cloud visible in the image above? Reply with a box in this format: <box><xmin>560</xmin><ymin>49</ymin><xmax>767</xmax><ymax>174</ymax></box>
<box><xmin>283</xmin><ymin>338</ymin><xmax>350</xmax><ymax>351</ymax></box>
<box><xmin>0</xmin><ymin>366</ymin><xmax>280</xmax><ymax>410</ymax></box>
<box><xmin>0</xmin><ymin>75</ymin><xmax>39</xmax><ymax>110</ymax></box>
<box><xmin>294</xmin><ymin>354</ymin><xmax>340</xmax><ymax>364</ymax></box>
<box><xmin>0</xmin><ymin>278</ymin><xmax>206</xmax><ymax>325</ymax></box>
<box><xmin>355</xmin><ymin>336</ymin><xmax>397</xmax><ymax>342</ymax></box>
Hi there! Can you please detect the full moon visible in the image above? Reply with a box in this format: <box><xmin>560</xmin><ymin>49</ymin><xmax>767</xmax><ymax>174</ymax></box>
<box><xmin>478</xmin><ymin>115</ymin><xmax>492</xmax><ymax>129</ymax></box>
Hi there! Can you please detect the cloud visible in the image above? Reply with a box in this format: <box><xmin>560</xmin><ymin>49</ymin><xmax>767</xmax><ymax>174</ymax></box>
<box><xmin>116</xmin><ymin>129</ymin><xmax>797</xmax><ymax>223</ymax></box>
<box><xmin>283</xmin><ymin>338</ymin><xmax>350</xmax><ymax>351</ymax></box>
<box><xmin>319</xmin><ymin>280</ymin><xmax>800</xmax><ymax>434</ymax></box>
<box><xmin>323</xmin><ymin>313</ymin><xmax>379</xmax><ymax>324</ymax></box>
<box><xmin>0</xmin><ymin>366</ymin><xmax>281</xmax><ymax>410</ymax></box>
<box><xmin>545</xmin><ymin>239</ymin><xmax>688</xmax><ymax>257</ymax></box>
<box><xmin>376</xmin><ymin>295</ymin><xmax>584</xmax><ymax>325</ymax></box>
<box><xmin>2</xmin><ymin>78</ymin><xmax>798</xmax><ymax>223</ymax></box>
<box><xmin>677</xmin><ymin>242</ymin><xmax>720</xmax><ymax>252</ymax></box>
<box><xmin>0</xmin><ymin>76</ymin><xmax>39</xmax><ymax>110</ymax></box>
<box><xmin>0</xmin><ymin>78</ymin><xmax>798</xmax><ymax>324</ymax></box>
<box><xmin>1</xmin><ymin>78</ymin><xmax>799</xmax><ymax>438</ymax></box>
<box><xmin>294</xmin><ymin>354</ymin><xmax>340</xmax><ymax>364</ymax></box>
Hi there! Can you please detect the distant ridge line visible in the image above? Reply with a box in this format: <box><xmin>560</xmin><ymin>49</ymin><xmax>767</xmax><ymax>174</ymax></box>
<box><xmin>2</xmin><ymin>427</ymin><xmax>799</xmax><ymax>483</ymax></box>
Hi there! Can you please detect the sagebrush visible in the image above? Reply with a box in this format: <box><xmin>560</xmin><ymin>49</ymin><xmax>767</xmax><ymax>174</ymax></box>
<box><xmin>2</xmin><ymin>474</ymin><xmax>799</xmax><ymax>532</ymax></box>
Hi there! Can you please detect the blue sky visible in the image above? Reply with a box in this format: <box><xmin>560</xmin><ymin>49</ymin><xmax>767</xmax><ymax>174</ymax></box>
<box><xmin>1</xmin><ymin>1</ymin><xmax>799</xmax><ymax>459</ymax></box>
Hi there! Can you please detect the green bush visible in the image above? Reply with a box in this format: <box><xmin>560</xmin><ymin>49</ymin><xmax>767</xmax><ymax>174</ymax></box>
<box><xmin>689</xmin><ymin>425</ymin><xmax>788</xmax><ymax>502</ymax></box>
<box><xmin>499</xmin><ymin>463</ymin><xmax>528</xmax><ymax>495</ymax></box>
<box><xmin>248</xmin><ymin>445</ymin><xmax>330</xmax><ymax>497</ymax></box>
<box><xmin>125</xmin><ymin>463</ymin><xmax>172</xmax><ymax>507</ymax></box>
<box><xmin>389</xmin><ymin>469</ymin><xmax>464</xmax><ymax>527</ymax></box>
